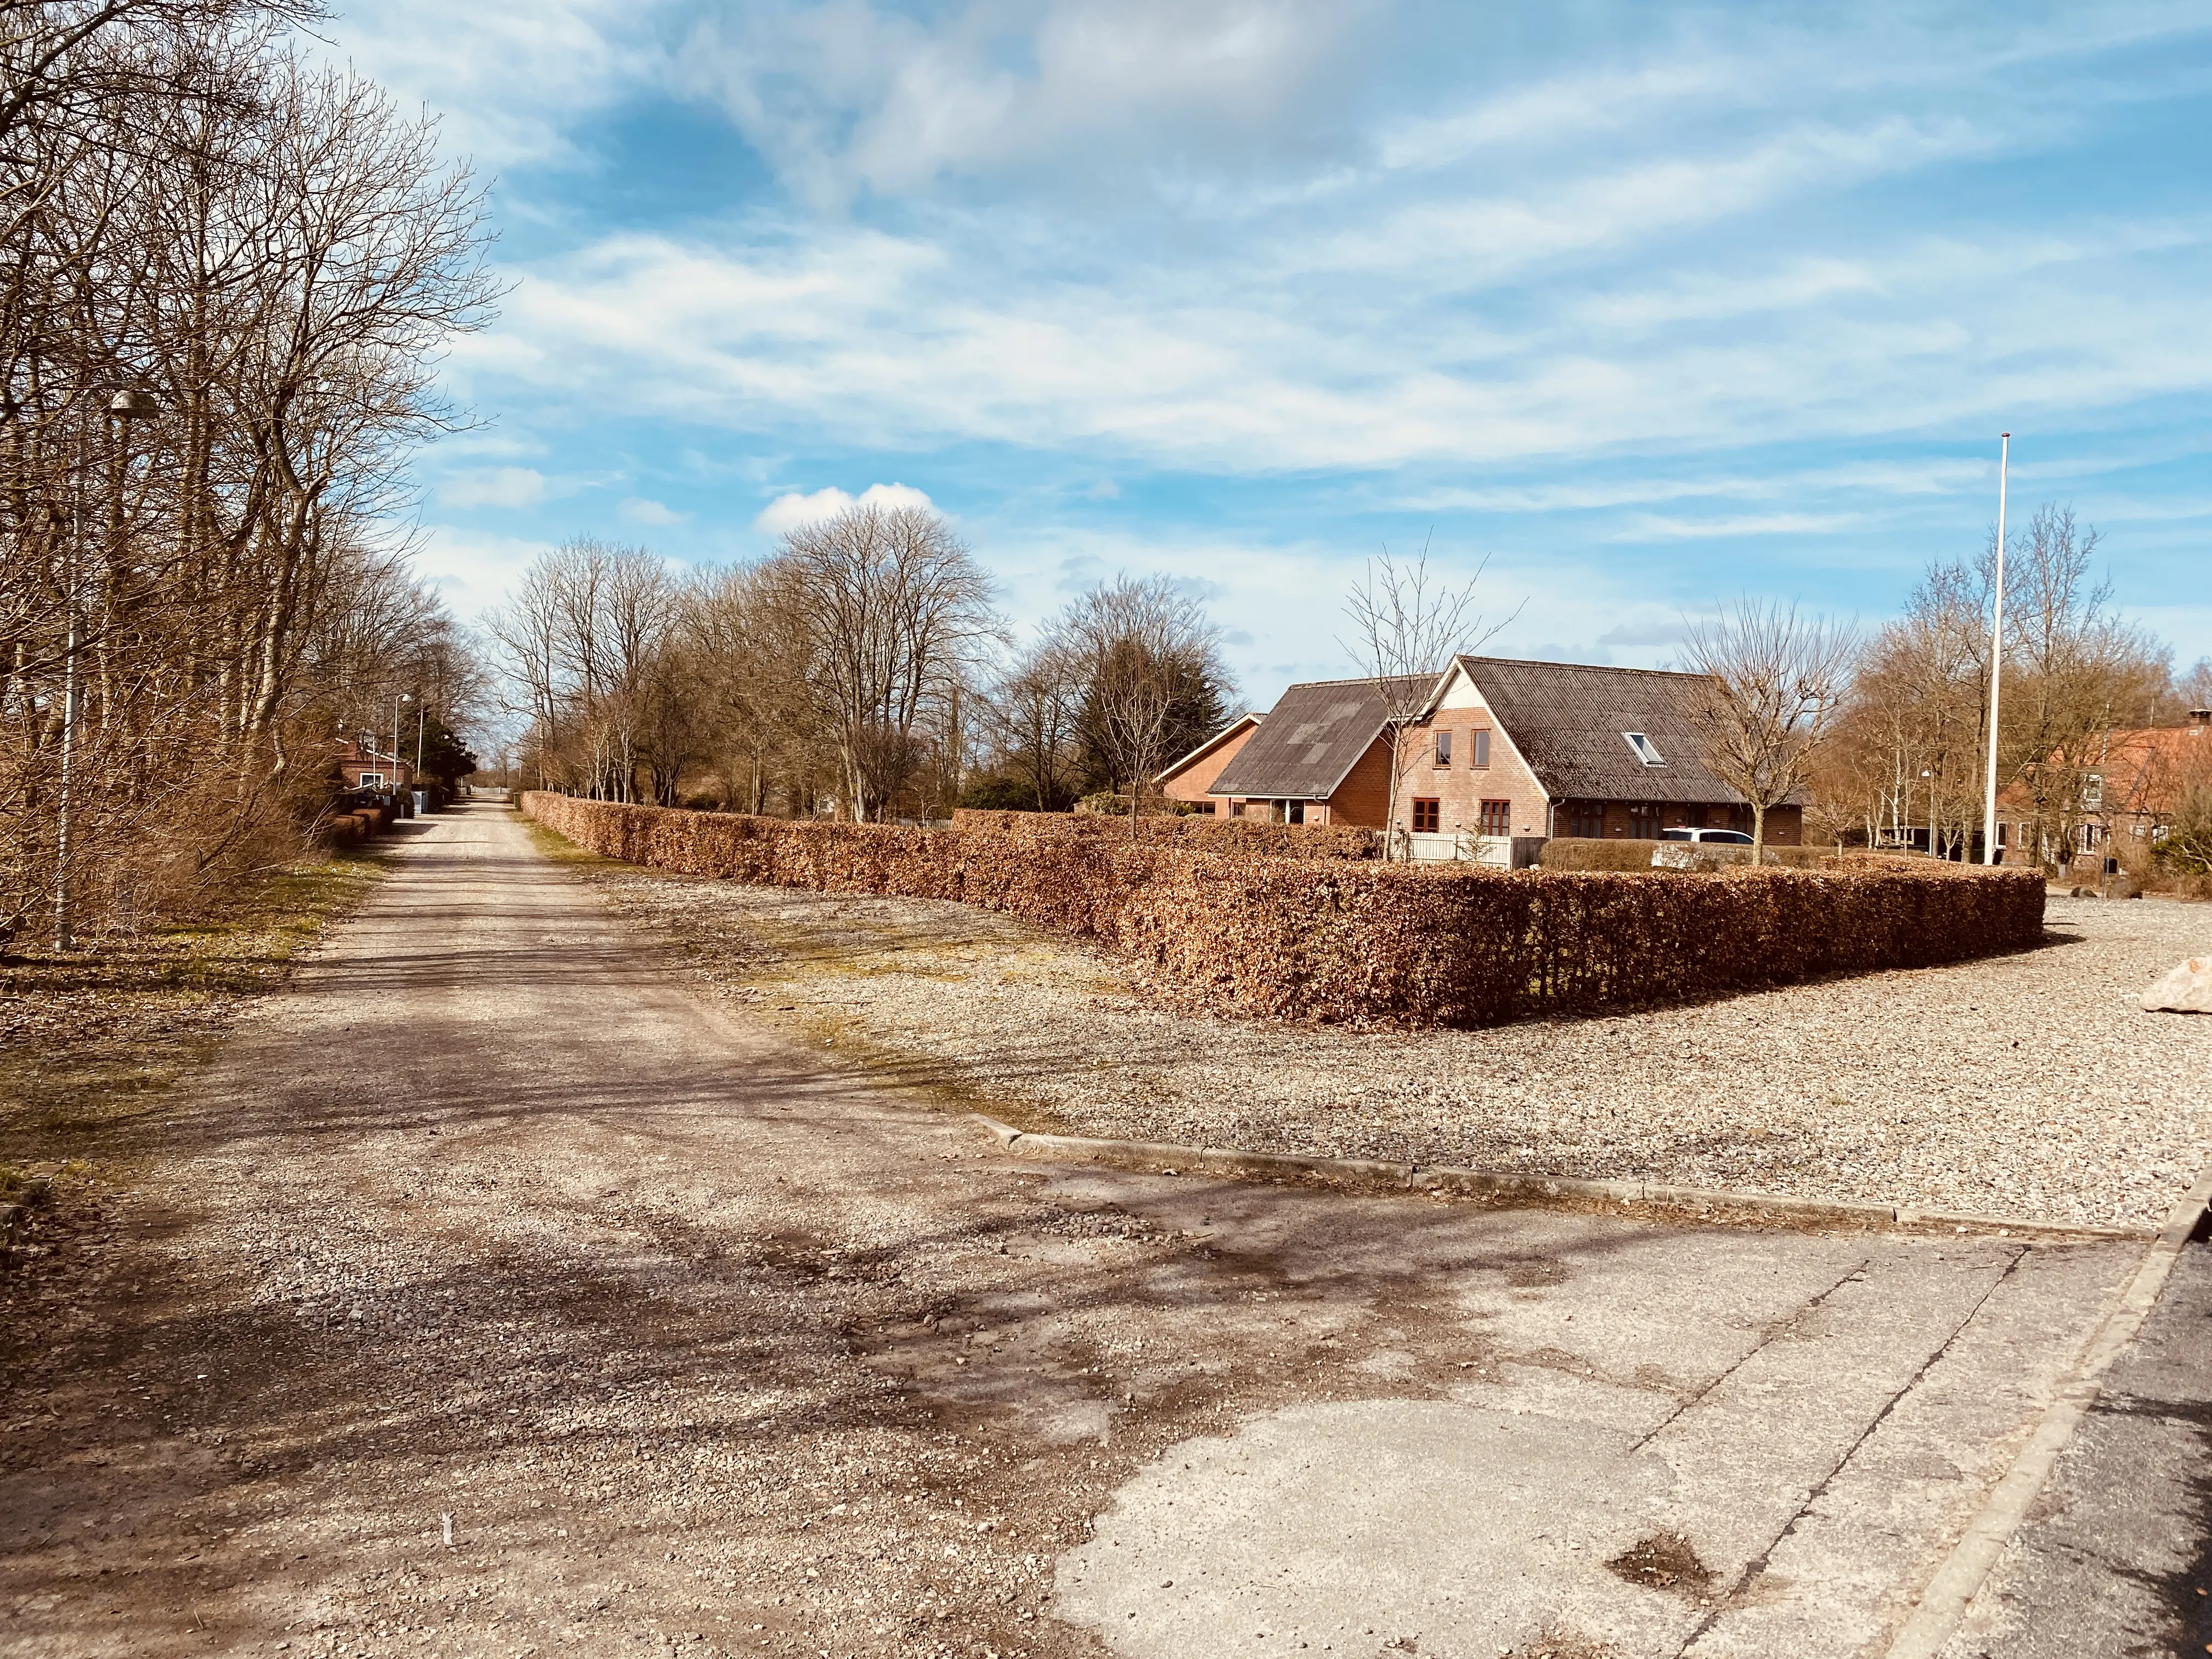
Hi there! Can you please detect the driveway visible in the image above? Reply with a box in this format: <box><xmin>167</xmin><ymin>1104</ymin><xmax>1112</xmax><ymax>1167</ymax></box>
<box><xmin>0</xmin><ymin>802</ymin><xmax>2175</xmax><ymax>1658</ymax></box>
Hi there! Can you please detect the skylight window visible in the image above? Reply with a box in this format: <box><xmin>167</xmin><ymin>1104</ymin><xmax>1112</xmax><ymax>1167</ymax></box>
<box><xmin>1623</xmin><ymin>732</ymin><xmax>1666</xmax><ymax>767</ymax></box>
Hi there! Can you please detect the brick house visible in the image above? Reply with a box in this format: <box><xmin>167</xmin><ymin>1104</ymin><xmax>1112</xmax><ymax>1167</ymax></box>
<box><xmin>335</xmin><ymin>733</ymin><xmax>415</xmax><ymax>793</ymax></box>
<box><xmin>1156</xmin><ymin>713</ymin><xmax>1265</xmax><ymax>812</ymax></box>
<box><xmin>1161</xmin><ymin>656</ymin><xmax>1803</xmax><ymax>849</ymax></box>
<box><xmin>1995</xmin><ymin>708</ymin><xmax>2211</xmax><ymax>870</ymax></box>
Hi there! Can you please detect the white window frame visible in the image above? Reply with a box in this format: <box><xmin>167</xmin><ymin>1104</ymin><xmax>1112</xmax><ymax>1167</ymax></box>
<box><xmin>1622</xmin><ymin>731</ymin><xmax>1666</xmax><ymax>767</ymax></box>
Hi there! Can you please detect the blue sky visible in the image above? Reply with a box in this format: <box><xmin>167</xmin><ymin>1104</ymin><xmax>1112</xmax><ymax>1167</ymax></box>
<box><xmin>329</xmin><ymin>0</ymin><xmax>2212</xmax><ymax>709</ymax></box>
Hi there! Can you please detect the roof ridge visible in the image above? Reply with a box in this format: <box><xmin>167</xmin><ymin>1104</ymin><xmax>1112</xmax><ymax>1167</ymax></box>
<box><xmin>1457</xmin><ymin>653</ymin><xmax>1703</xmax><ymax>680</ymax></box>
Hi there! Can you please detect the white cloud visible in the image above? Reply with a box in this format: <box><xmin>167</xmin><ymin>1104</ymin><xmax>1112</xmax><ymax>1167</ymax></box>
<box><xmin>678</xmin><ymin>0</ymin><xmax>1365</xmax><ymax>204</ymax></box>
<box><xmin>410</xmin><ymin>526</ymin><xmax>561</xmax><ymax>624</ymax></box>
<box><xmin>307</xmin><ymin>0</ymin><xmax>666</xmax><ymax>171</ymax></box>
<box><xmin>618</xmin><ymin>496</ymin><xmax>687</xmax><ymax>526</ymax></box>
<box><xmin>753</xmin><ymin>481</ymin><xmax>935</xmax><ymax>536</ymax></box>
<box><xmin>440</xmin><ymin>467</ymin><xmax>548</xmax><ymax>509</ymax></box>
<box><xmin>1615</xmin><ymin>511</ymin><xmax>1869</xmax><ymax>541</ymax></box>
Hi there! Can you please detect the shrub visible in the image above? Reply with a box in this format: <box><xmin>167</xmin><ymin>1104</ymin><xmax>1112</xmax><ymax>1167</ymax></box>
<box><xmin>1540</xmin><ymin>837</ymin><xmax>1837</xmax><ymax>872</ymax></box>
<box><xmin>524</xmin><ymin>794</ymin><xmax>2044</xmax><ymax>1028</ymax></box>
<box><xmin>952</xmin><ymin>808</ymin><xmax>1379</xmax><ymax>861</ymax></box>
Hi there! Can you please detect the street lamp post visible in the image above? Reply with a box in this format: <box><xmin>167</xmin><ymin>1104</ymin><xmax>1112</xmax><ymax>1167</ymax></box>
<box><xmin>1982</xmin><ymin>433</ymin><xmax>2011</xmax><ymax>864</ymax></box>
<box><xmin>393</xmin><ymin>691</ymin><xmax>410</xmax><ymax>799</ymax></box>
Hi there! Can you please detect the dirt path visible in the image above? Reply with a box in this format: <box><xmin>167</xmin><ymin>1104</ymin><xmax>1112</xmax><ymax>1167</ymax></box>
<box><xmin>0</xmin><ymin>804</ymin><xmax>2175</xmax><ymax>1658</ymax></box>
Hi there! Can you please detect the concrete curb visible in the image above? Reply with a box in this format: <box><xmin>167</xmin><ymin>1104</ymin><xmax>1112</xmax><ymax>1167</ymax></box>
<box><xmin>1881</xmin><ymin>1161</ymin><xmax>2212</xmax><ymax>1659</ymax></box>
<box><xmin>966</xmin><ymin>1114</ymin><xmax>2152</xmax><ymax>1242</ymax></box>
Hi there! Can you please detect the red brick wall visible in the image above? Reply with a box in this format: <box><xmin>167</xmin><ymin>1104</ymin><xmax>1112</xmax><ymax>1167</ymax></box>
<box><xmin>1324</xmin><ymin>737</ymin><xmax>1398</xmax><ymax>828</ymax></box>
<box><xmin>1160</xmin><ymin>721</ymin><xmax>1257</xmax><ymax>809</ymax></box>
<box><xmin>1387</xmin><ymin>718</ymin><xmax>1550</xmax><ymax>837</ymax></box>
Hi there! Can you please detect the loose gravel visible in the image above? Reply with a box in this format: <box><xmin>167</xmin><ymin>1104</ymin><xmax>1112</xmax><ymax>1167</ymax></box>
<box><xmin>583</xmin><ymin>866</ymin><xmax>2212</xmax><ymax>1231</ymax></box>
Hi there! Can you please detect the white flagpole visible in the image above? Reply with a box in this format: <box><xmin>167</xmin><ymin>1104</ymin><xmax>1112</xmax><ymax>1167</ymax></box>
<box><xmin>1981</xmin><ymin>433</ymin><xmax>2010</xmax><ymax>864</ymax></box>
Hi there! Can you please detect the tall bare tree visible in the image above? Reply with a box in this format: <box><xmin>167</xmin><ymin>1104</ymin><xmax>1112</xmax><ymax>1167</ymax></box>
<box><xmin>1340</xmin><ymin>545</ymin><xmax>1516</xmax><ymax>857</ymax></box>
<box><xmin>1053</xmin><ymin>574</ymin><xmax>1231</xmax><ymax>829</ymax></box>
<box><xmin>1682</xmin><ymin>600</ymin><xmax>1858</xmax><ymax>861</ymax></box>
<box><xmin>0</xmin><ymin>2</ymin><xmax>495</xmax><ymax>943</ymax></box>
<box><xmin>764</xmin><ymin>503</ymin><xmax>996</xmax><ymax>822</ymax></box>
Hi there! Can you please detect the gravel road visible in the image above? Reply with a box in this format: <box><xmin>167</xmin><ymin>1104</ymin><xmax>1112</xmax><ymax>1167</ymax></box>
<box><xmin>0</xmin><ymin>804</ymin><xmax>2195</xmax><ymax>1658</ymax></box>
<box><xmin>578</xmin><ymin>865</ymin><xmax>2212</xmax><ymax>1229</ymax></box>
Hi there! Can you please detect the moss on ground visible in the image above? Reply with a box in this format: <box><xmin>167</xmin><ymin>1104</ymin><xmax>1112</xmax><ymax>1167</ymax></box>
<box><xmin>0</xmin><ymin>854</ymin><xmax>383</xmax><ymax>1209</ymax></box>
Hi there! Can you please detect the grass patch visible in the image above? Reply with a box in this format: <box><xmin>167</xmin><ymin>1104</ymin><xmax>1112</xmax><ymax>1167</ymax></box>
<box><xmin>0</xmin><ymin>853</ymin><xmax>383</xmax><ymax>1195</ymax></box>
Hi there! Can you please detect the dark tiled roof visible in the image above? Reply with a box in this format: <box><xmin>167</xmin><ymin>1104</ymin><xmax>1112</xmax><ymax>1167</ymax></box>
<box><xmin>1207</xmin><ymin>676</ymin><xmax>1428</xmax><ymax>800</ymax></box>
<box><xmin>1458</xmin><ymin>655</ymin><xmax>1809</xmax><ymax>806</ymax></box>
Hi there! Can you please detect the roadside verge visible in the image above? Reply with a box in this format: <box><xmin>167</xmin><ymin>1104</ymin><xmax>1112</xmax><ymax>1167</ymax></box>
<box><xmin>966</xmin><ymin>1114</ymin><xmax>2155</xmax><ymax>1242</ymax></box>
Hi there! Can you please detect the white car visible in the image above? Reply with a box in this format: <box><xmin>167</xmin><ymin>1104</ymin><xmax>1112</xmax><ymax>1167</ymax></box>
<box><xmin>1657</xmin><ymin>827</ymin><xmax>1754</xmax><ymax>845</ymax></box>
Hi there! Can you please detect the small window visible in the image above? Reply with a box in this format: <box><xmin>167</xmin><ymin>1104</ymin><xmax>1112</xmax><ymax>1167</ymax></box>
<box><xmin>360</xmin><ymin>772</ymin><xmax>383</xmax><ymax>787</ymax></box>
<box><xmin>1479</xmin><ymin>799</ymin><xmax>1510</xmax><ymax>837</ymax></box>
<box><xmin>1472</xmin><ymin>729</ymin><xmax>1491</xmax><ymax>767</ymax></box>
<box><xmin>1628</xmin><ymin>804</ymin><xmax>1661</xmax><ymax>838</ymax></box>
<box><xmin>1434</xmin><ymin>730</ymin><xmax>1452</xmax><ymax>766</ymax></box>
<box><xmin>1623</xmin><ymin>732</ymin><xmax>1665</xmax><ymax>766</ymax></box>
<box><xmin>1994</xmin><ymin>821</ymin><xmax>2007</xmax><ymax>847</ymax></box>
<box><xmin>1412</xmin><ymin>798</ymin><xmax>1441</xmax><ymax>833</ymax></box>
<box><xmin>2081</xmin><ymin>773</ymin><xmax>2103</xmax><ymax>809</ymax></box>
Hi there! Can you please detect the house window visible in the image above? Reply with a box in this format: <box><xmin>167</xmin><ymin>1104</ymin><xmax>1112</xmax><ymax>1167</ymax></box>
<box><xmin>1628</xmin><ymin>804</ymin><xmax>1661</xmax><ymax>838</ymax></box>
<box><xmin>2081</xmin><ymin>774</ymin><xmax>2103</xmax><ymax>809</ymax></box>
<box><xmin>1568</xmin><ymin>805</ymin><xmax>1604</xmax><ymax>838</ymax></box>
<box><xmin>1994</xmin><ymin>821</ymin><xmax>2008</xmax><ymax>847</ymax></box>
<box><xmin>1434</xmin><ymin>730</ymin><xmax>1452</xmax><ymax>766</ymax></box>
<box><xmin>359</xmin><ymin>772</ymin><xmax>383</xmax><ymax>787</ymax></box>
<box><xmin>1479</xmin><ymin>799</ymin><xmax>1511</xmax><ymax>837</ymax></box>
<box><xmin>1472</xmin><ymin>729</ymin><xmax>1490</xmax><ymax>767</ymax></box>
<box><xmin>1412</xmin><ymin>798</ymin><xmax>1441</xmax><ymax>833</ymax></box>
<box><xmin>1192</xmin><ymin>800</ymin><xmax>1217</xmax><ymax>815</ymax></box>
<box><xmin>1622</xmin><ymin>732</ymin><xmax>1666</xmax><ymax>767</ymax></box>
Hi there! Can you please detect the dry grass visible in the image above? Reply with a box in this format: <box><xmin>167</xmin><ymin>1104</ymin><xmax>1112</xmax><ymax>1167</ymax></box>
<box><xmin>0</xmin><ymin>854</ymin><xmax>382</xmax><ymax>1255</ymax></box>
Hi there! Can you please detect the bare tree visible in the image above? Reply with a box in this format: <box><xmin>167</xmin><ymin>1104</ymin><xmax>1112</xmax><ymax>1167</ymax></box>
<box><xmin>1990</xmin><ymin>506</ymin><xmax>2167</xmax><ymax>868</ymax></box>
<box><xmin>1339</xmin><ymin>545</ymin><xmax>1516</xmax><ymax>857</ymax></box>
<box><xmin>988</xmin><ymin>636</ymin><xmax>1081</xmax><ymax>811</ymax></box>
<box><xmin>1054</xmin><ymin>574</ymin><xmax>1231</xmax><ymax>830</ymax></box>
<box><xmin>1682</xmin><ymin>599</ymin><xmax>1859</xmax><ymax>861</ymax></box>
<box><xmin>0</xmin><ymin>3</ymin><xmax>496</xmax><ymax>943</ymax></box>
<box><xmin>765</xmin><ymin>503</ymin><xmax>997</xmax><ymax>822</ymax></box>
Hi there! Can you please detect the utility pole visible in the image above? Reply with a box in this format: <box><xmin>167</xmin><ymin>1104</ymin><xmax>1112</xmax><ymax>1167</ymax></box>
<box><xmin>1981</xmin><ymin>433</ymin><xmax>2011</xmax><ymax>864</ymax></box>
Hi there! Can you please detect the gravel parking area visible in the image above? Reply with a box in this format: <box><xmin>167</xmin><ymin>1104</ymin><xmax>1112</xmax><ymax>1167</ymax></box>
<box><xmin>580</xmin><ymin>860</ymin><xmax>2212</xmax><ymax>1231</ymax></box>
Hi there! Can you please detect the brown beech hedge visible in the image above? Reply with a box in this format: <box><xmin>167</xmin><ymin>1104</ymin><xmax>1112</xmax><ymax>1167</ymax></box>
<box><xmin>524</xmin><ymin>793</ymin><xmax>2045</xmax><ymax>1028</ymax></box>
<box><xmin>950</xmin><ymin>807</ymin><xmax>1378</xmax><ymax>860</ymax></box>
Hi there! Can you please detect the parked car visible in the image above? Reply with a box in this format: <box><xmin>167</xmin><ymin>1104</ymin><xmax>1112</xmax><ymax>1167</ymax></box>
<box><xmin>1657</xmin><ymin>827</ymin><xmax>1754</xmax><ymax>844</ymax></box>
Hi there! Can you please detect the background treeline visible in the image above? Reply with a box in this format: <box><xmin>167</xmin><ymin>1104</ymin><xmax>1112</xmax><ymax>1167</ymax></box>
<box><xmin>1815</xmin><ymin>504</ymin><xmax>2212</xmax><ymax>870</ymax></box>
<box><xmin>0</xmin><ymin>0</ymin><xmax>494</xmax><ymax>943</ymax></box>
<box><xmin>488</xmin><ymin>503</ymin><xmax>1238</xmax><ymax>824</ymax></box>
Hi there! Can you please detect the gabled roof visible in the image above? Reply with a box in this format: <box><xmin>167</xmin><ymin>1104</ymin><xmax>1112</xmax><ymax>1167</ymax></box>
<box><xmin>2079</xmin><ymin>721</ymin><xmax>2211</xmax><ymax>816</ymax></box>
<box><xmin>1449</xmin><ymin>655</ymin><xmax>1803</xmax><ymax>807</ymax></box>
<box><xmin>1207</xmin><ymin>675</ymin><xmax>1430</xmax><ymax>800</ymax></box>
<box><xmin>1154</xmin><ymin>711</ymin><xmax>1266</xmax><ymax>785</ymax></box>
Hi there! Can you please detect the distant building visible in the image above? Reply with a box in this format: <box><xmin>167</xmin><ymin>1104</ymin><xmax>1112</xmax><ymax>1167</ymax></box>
<box><xmin>1997</xmin><ymin>708</ymin><xmax>2211</xmax><ymax>870</ymax></box>
<box><xmin>1158</xmin><ymin>656</ymin><xmax>1803</xmax><ymax>849</ymax></box>
<box><xmin>335</xmin><ymin>733</ymin><xmax>415</xmax><ymax>793</ymax></box>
